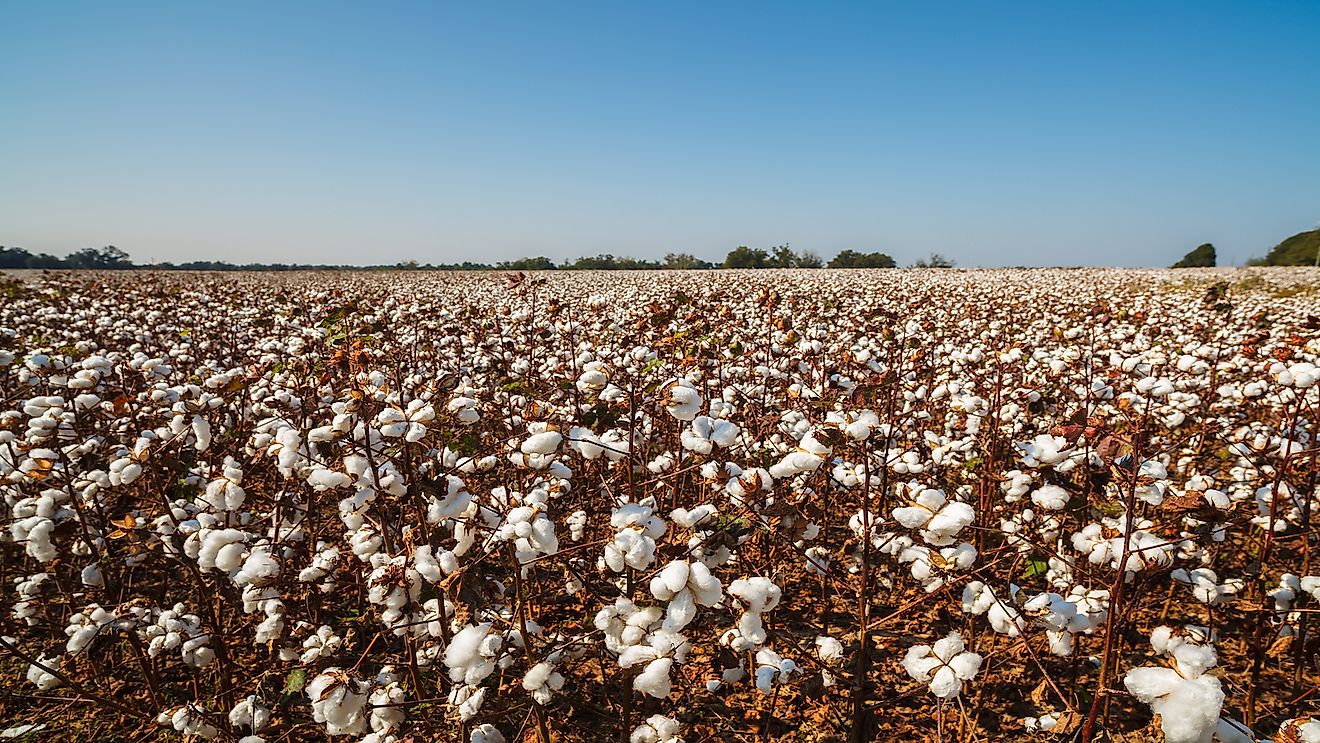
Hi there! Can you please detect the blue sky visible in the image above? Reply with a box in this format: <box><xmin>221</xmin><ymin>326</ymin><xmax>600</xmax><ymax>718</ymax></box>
<box><xmin>2</xmin><ymin>1</ymin><xmax>1318</xmax><ymax>267</ymax></box>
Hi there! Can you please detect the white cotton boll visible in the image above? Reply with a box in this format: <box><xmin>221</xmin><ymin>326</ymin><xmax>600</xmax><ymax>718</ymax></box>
<box><xmin>80</xmin><ymin>562</ymin><xmax>104</xmax><ymax>588</ymax></box>
<box><xmin>1123</xmin><ymin>667</ymin><xmax>1223</xmax><ymax>743</ymax></box>
<box><xmin>521</xmin><ymin>661</ymin><xmax>565</xmax><ymax>704</ymax></box>
<box><xmin>521</xmin><ymin>431</ymin><xmax>563</xmax><ymax>455</ymax></box>
<box><xmin>632</xmin><ymin>657</ymin><xmax>673</xmax><ymax>699</ymax></box>
<box><xmin>307</xmin><ymin>468</ymin><xmax>353</xmax><ymax>490</ymax></box>
<box><xmin>232</xmin><ymin>551</ymin><xmax>279</xmax><ymax>586</ymax></box>
<box><xmin>12</xmin><ymin>517</ymin><xmax>57</xmax><ymax>562</ymax></box>
<box><xmin>816</xmin><ymin>636</ymin><xmax>844</xmax><ymax>665</ymax></box>
<box><xmin>729</xmin><ymin>577</ymin><xmax>781</xmax><ymax>614</ymax></box>
<box><xmin>903</xmin><ymin>632</ymin><xmax>981</xmax><ymax>699</ymax></box>
<box><xmin>1031</xmin><ymin>484</ymin><xmax>1070</xmax><ymax>511</ymax></box>
<box><xmin>26</xmin><ymin>656</ymin><xmax>63</xmax><ymax>690</ymax></box>
<box><xmin>229</xmin><ymin>696</ymin><xmax>272</xmax><ymax>731</ymax></box>
<box><xmin>449</xmin><ymin>684</ymin><xmax>487</xmax><ymax>721</ymax></box>
<box><xmin>470</xmin><ymin>723</ymin><xmax>507</xmax><ymax>743</ymax></box>
<box><xmin>191</xmin><ymin>415</ymin><xmax>212</xmax><ymax>450</ymax></box>
<box><xmin>653</xmin><ymin>561</ymin><xmax>691</xmax><ymax>599</ymax></box>
<box><xmin>671</xmin><ymin>504</ymin><xmax>718</xmax><ymax>529</ymax></box>
<box><xmin>307</xmin><ymin>668</ymin><xmax>371</xmax><ymax>736</ymax></box>
<box><xmin>630</xmin><ymin>714</ymin><xmax>683</xmax><ymax>743</ymax></box>
<box><xmin>664</xmin><ymin>382</ymin><xmax>703</xmax><ymax>421</ymax></box>
<box><xmin>445</xmin><ymin>624</ymin><xmax>499</xmax><ymax>685</ymax></box>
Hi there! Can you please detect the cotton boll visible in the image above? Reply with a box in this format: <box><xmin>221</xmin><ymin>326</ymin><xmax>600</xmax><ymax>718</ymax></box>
<box><xmin>229</xmin><ymin>696</ymin><xmax>272</xmax><ymax>731</ymax></box>
<box><xmin>521</xmin><ymin>431</ymin><xmax>563</xmax><ymax>455</ymax></box>
<box><xmin>630</xmin><ymin>714</ymin><xmax>683</xmax><ymax>743</ymax></box>
<box><xmin>632</xmin><ymin>657</ymin><xmax>673</xmax><ymax>698</ymax></box>
<box><xmin>470</xmin><ymin>724</ymin><xmax>507</xmax><ymax>743</ymax></box>
<box><xmin>80</xmin><ymin>562</ymin><xmax>104</xmax><ymax>588</ymax></box>
<box><xmin>26</xmin><ymin>656</ymin><xmax>63</xmax><ymax>690</ymax></box>
<box><xmin>1123</xmin><ymin>668</ymin><xmax>1223</xmax><ymax>743</ymax></box>
<box><xmin>307</xmin><ymin>668</ymin><xmax>371</xmax><ymax>736</ymax></box>
<box><xmin>1031</xmin><ymin>484</ymin><xmax>1070</xmax><ymax>511</ymax></box>
<box><xmin>521</xmin><ymin>661</ymin><xmax>565</xmax><ymax>704</ymax></box>
<box><xmin>902</xmin><ymin>631</ymin><xmax>982</xmax><ymax>699</ymax></box>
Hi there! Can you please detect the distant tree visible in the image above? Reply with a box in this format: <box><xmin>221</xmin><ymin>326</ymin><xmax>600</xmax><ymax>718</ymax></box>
<box><xmin>911</xmin><ymin>253</ymin><xmax>955</xmax><ymax>268</ymax></box>
<box><xmin>498</xmin><ymin>256</ymin><xmax>557</xmax><ymax>271</ymax></box>
<box><xmin>662</xmin><ymin>252</ymin><xmax>713</xmax><ymax>270</ymax></box>
<box><xmin>1260</xmin><ymin>228</ymin><xmax>1320</xmax><ymax>266</ymax></box>
<box><xmin>723</xmin><ymin>246</ymin><xmax>770</xmax><ymax>269</ymax></box>
<box><xmin>66</xmin><ymin>245</ymin><xmax>134</xmax><ymax>269</ymax></box>
<box><xmin>828</xmin><ymin>250</ymin><xmax>896</xmax><ymax>268</ymax></box>
<box><xmin>770</xmin><ymin>244</ymin><xmax>796</xmax><ymax>268</ymax></box>
<box><xmin>0</xmin><ymin>246</ymin><xmax>35</xmax><ymax>269</ymax></box>
<box><xmin>25</xmin><ymin>252</ymin><xmax>67</xmax><ymax>269</ymax></box>
<box><xmin>795</xmin><ymin>250</ymin><xmax>824</xmax><ymax>268</ymax></box>
<box><xmin>1172</xmin><ymin>243</ymin><xmax>1216</xmax><ymax>268</ymax></box>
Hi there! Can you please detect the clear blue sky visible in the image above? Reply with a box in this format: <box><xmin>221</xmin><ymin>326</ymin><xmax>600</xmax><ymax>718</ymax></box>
<box><xmin>2</xmin><ymin>1</ymin><xmax>1318</xmax><ymax>267</ymax></box>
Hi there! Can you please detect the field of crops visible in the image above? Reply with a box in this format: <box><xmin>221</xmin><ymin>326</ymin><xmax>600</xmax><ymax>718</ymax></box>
<box><xmin>1</xmin><ymin>267</ymin><xmax>1318</xmax><ymax>742</ymax></box>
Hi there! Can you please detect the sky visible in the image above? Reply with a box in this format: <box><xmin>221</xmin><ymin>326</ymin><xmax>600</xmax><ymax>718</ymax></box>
<box><xmin>2</xmin><ymin>1</ymin><xmax>1318</xmax><ymax>268</ymax></box>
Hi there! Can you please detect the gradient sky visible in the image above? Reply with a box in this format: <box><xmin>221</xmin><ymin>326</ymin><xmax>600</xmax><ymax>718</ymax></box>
<box><xmin>2</xmin><ymin>1</ymin><xmax>1318</xmax><ymax>267</ymax></box>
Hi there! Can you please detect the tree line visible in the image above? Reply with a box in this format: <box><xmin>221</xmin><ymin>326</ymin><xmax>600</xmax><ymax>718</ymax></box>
<box><xmin>0</xmin><ymin>244</ymin><xmax>951</xmax><ymax>271</ymax></box>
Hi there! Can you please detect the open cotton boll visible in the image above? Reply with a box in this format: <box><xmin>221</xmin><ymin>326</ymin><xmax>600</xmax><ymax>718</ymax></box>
<box><xmin>160</xmin><ymin>705</ymin><xmax>219</xmax><ymax>739</ymax></box>
<box><xmin>470</xmin><ymin>724</ymin><xmax>507</xmax><ymax>743</ymax></box>
<box><xmin>1031</xmin><ymin>484</ymin><xmax>1070</xmax><ymax>511</ymax></box>
<box><xmin>892</xmin><ymin>488</ymin><xmax>976</xmax><ymax>546</ymax></box>
<box><xmin>902</xmin><ymin>631</ymin><xmax>982</xmax><ymax>699</ymax></box>
<box><xmin>664</xmin><ymin>381</ymin><xmax>703</xmax><ymax>421</ymax></box>
<box><xmin>633</xmin><ymin>657</ymin><xmax>673</xmax><ymax>698</ymax></box>
<box><xmin>444</xmin><ymin>623</ymin><xmax>500</xmax><ymax>685</ymax></box>
<box><xmin>197</xmin><ymin>529</ymin><xmax>249</xmax><ymax>573</ymax></box>
<box><xmin>80</xmin><ymin>562</ymin><xmax>104</xmax><ymax>588</ymax></box>
<box><xmin>753</xmin><ymin>648</ymin><xmax>799</xmax><ymax>693</ymax></box>
<box><xmin>630</xmin><ymin>714</ymin><xmax>684</xmax><ymax>743</ymax></box>
<box><xmin>1274</xmin><ymin>718</ymin><xmax>1320</xmax><ymax>743</ymax></box>
<box><xmin>307</xmin><ymin>668</ymin><xmax>372</xmax><ymax>736</ymax></box>
<box><xmin>521</xmin><ymin>430</ymin><xmax>563</xmax><ymax>455</ymax></box>
<box><xmin>232</xmin><ymin>549</ymin><xmax>279</xmax><ymax>586</ymax></box>
<box><xmin>521</xmin><ymin>660</ymin><xmax>565</xmax><ymax>704</ymax></box>
<box><xmin>229</xmin><ymin>695</ymin><xmax>272</xmax><ymax>731</ymax></box>
<box><xmin>26</xmin><ymin>656</ymin><xmax>63</xmax><ymax>690</ymax></box>
<box><xmin>1123</xmin><ymin>667</ymin><xmax>1223</xmax><ymax>743</ymax></box>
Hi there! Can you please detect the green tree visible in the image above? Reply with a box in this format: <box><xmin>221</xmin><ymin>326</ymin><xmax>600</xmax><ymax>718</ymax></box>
<box><xmin>662</xmin><ymin>252</ymin><xmax>713</xmax><ymax>269</ymax></box>
<box><xmin>911</xmin><ymin>253</ymin><xmax>955</xmax><ymax>268</ymax></box>
<box><xmin>1172</xmin><ymin>243</ymin><xmax>1216</xmax><ymax>268</ymax></box>
<box><xmin>770</xmin><ymin>244</ymin><xmax>796</xmax><ymax>268</ymax></box>
<box><xmin>723</xmin><ymin>246</ymin><xmax>770</xmax><ymax>269</ymax></box>
<box><xmin>0</xmin><ymin>246</ymin><xmax>35</xmax><ymax>269</ymax></box>
<box><xmin>497</xmin><ymin>256</ymin><xmax>557</xmax><ymax>270</ymax></box>
<box><xmin>828</xmin><ymin>250</ymin><xmax>896</xmax><ymax>268</ymax></box>
<box><xmin>66</xmin><ymin>245</ymin><xmax>134</xmax><ymax>269</ymax></box>
<box><xmin>1260</xmin><ymin>228</ymin><xmax>1320</xmax><ymax>266</ymax></box>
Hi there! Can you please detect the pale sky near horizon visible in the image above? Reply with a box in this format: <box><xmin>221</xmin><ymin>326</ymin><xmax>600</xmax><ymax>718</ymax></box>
<box><xmin>2</xmin><ymin>1</ymin><xmax>1318</xmax><ymax>267</ymax></box>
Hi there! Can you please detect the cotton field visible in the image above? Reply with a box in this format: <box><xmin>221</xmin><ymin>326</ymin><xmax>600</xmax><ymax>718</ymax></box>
<box><xmin>1</xmin><ymin>267</ymin><xmax>1318</xmax><ymax>742</ymax></box>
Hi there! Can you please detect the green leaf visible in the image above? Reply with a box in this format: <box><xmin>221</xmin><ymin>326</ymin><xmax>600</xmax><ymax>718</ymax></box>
<box><xmin>284</xmin><ymin>668</ymin><xmax>307</xmax><ymax>693</ymax></box>
<box><xmin>1023</xmin><ymin>557</ymin><xmax>1050</xmax><ymax>579</ymax></box>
